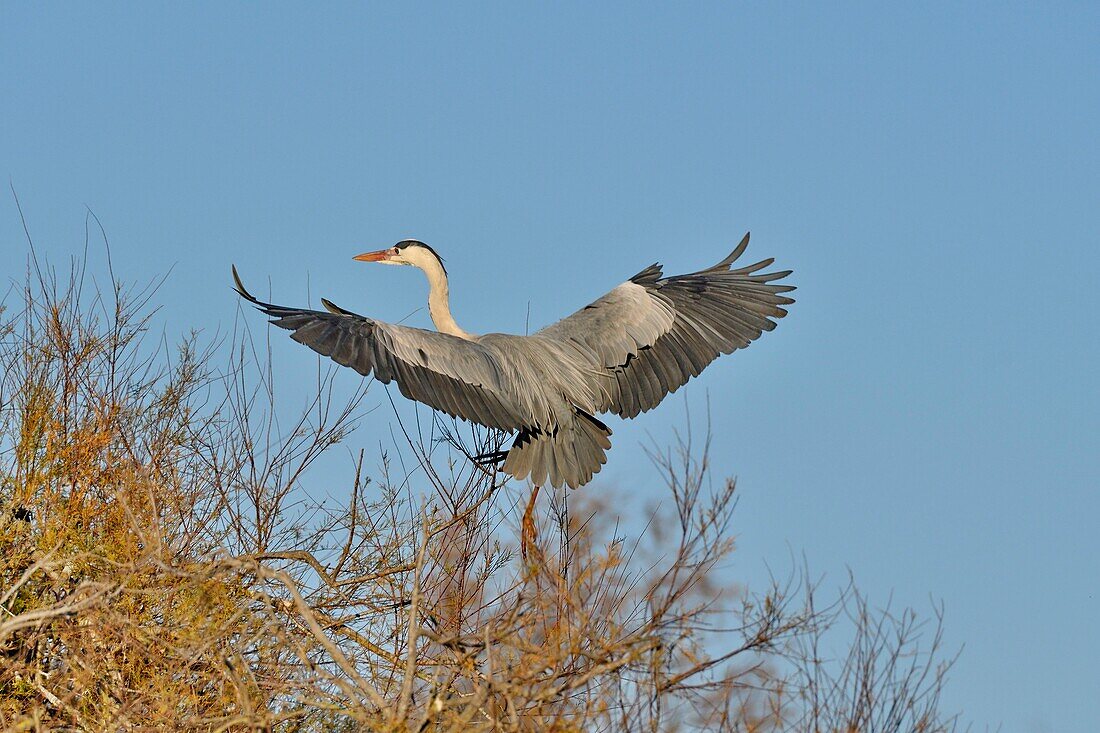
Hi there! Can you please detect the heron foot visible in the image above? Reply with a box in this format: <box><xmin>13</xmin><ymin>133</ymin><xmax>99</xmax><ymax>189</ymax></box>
<box><xmin>473</xmin><ymin>449</ymin><xmax>508</xmax><ymax>466</ymax></box>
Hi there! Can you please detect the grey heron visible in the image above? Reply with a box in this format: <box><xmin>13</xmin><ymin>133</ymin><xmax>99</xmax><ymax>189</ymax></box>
<box><xmin>232</xmin><ymin>234</ymin><xmax>793</xmax><ymax>549</ymax></box>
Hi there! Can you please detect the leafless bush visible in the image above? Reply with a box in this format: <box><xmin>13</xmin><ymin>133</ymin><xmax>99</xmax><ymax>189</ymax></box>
<box><xmin>0</xmin><ymin>242</ymin><xmax>961</xmax><ymax>731</ymax></box>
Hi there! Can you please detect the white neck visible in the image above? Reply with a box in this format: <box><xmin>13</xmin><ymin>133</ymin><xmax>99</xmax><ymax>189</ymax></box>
<box><xmin>416</xmin><ymin>256</ymin><xmax>474</xmax><ymax>340</ymax></box>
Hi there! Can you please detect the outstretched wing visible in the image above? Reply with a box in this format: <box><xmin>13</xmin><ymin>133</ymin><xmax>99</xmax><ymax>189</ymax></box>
<box><xmin>232</xmin><ymin>267</ymin><xmax>525</xmax><ymax>431</ymax></box>
<box><xmin>537</xmin><ymin>233</ymin><xmax>794</xmax><ymax>418</ymax></box>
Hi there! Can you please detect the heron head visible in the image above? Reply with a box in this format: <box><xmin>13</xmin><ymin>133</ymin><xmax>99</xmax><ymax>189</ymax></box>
<box><xmin>354</xmin><ymin>240</ymin><xmax>446</xmax><ymax>273</ymax></box>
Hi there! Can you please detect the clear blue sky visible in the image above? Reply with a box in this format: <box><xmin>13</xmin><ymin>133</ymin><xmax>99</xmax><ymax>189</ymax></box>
<box><xmin>2</xmin><ymin>4</ymin><xmax>1097</xmax><ymax>730</ymax></box>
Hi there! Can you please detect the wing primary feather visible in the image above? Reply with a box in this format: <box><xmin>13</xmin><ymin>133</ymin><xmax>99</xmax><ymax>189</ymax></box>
<box><xmin>702</xmin><ymin>232</ymin><xmax>751</xmax><ymax>273</ymax></box>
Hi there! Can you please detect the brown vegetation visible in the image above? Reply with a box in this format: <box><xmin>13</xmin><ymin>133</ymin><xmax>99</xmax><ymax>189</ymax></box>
<box><xmin>0</xmin><ymin>251</ymin><xmax>959</xmax><ymax>731</ymax></box>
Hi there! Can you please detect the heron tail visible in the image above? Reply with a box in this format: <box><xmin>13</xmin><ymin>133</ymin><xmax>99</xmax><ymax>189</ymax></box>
<box><xmin>502</xmin><ymin>409</ymin><xmax>611</xmax><ymax>490</ymax></box>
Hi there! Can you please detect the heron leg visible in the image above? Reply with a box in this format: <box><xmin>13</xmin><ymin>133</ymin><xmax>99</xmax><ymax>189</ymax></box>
<box><xmin>521</xmin><ymin>484</ymin><xmax>542</xmax><ymax>562</ymax></box>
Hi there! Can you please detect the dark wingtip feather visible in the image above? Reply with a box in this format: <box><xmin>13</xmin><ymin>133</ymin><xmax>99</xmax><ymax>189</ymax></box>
<box><xmin>748</xmin><ymin>268</ymin><xmax>793</xmax><ymax>282</ymax></box>
<box><xmin>705</xmin><ymin>232</ymin><xmax>752</xmax><ymax>273</ymax></box>
<box><xmin>321</xmin><ymin>298</ymin><xmax>367</xmax><ymax>318</ymax></box>
<box><xmin>231</xmin><ymin>265</ymin><xmax>259</xmax><ymax>303</ymax></box>
<box><xmin>630</xmin><ymin>262</ymin><xmax>664</xmax><ymax>285</ymax></box>
<box><xmin>730</xmin><ymin>257</ymin><xmax>775</xmax><ymax>275</ymax></box>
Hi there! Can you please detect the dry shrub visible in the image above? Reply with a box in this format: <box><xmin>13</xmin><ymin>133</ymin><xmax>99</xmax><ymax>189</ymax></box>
<box><xmin>0</xmin><ymin>242</ymin><xmax>961</xmax><ymax>731</ymax></box>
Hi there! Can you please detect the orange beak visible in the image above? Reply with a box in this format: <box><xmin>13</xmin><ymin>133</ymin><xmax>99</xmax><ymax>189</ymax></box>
<box><xmin>353</xmin><ymin>248</ymin><xmax>391</xmax><ymax>262</ymax></box>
